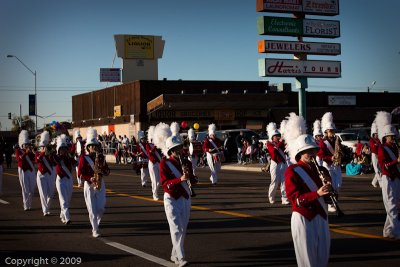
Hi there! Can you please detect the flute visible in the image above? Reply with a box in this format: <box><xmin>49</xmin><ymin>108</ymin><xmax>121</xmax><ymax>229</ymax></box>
<box><xmin>311</xmin><ymin>157</ymin><xmax>344</xmax><ymax>217</ymax></box>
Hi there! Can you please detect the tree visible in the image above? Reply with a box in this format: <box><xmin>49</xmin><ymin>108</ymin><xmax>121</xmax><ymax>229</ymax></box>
<box><xmin>11</xmin><ymin>115</ymin><xmax>35</xmax><ymax>132</ymax></box>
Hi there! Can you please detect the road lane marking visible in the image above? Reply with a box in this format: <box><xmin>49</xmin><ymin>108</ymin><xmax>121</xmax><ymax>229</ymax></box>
<box><xmin>100</xmin><ymin>238</ymin><xmax>175</xmax><ymax>267</ymax></box>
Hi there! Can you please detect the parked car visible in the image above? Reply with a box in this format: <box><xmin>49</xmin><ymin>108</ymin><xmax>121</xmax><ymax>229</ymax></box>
<box><xmin>336</xmin><ymin>132</ymin><xmax>368</xmax><ymax>152</ymax></box>
<box><xmin>341</xmin><ymin>127</ymin><xmax>370</xmax><ymax>142</ymax></box>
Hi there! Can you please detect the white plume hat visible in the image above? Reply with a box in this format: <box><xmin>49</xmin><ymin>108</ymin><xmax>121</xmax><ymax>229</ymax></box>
<box><xmin>313</xmin><ymin>119</ymin><xmax>323</xmax><ymax>137</ymax></box>
<box><xmin>147</xmin><ymin>126</ymin><xmax>155</xmax><ymax>142</ymax></box>
<box><xmin>370</xmin><ymin>121</ymin><xmax>378</xmax><ymax>136</ymax></box>
<box><xmin>166</xmin><ymin>135</ymin><xmax>183</xmax><ymax>153</ymax></box>
<box><xmin>279</xmin><ymin>119</ymin><xmax>288</xmax><ymax>139</ymax></box>
<box><xmin>153</xmin><ymin>122</ymin><xmax>172</xmax><ymax>156</ymax></box>
<box><xmin>85</xmin><ymin>127</ymin><xmax>99</xmax><ymax>147</ymax></box>
<box><xmin>74</xmin><ymin>130</ymin><xmax>82</xmax><ymax>140</ymax></box>
<box><xmin>18</xmin><ymin>130</ymin><xmax>30</xmax><ymax>147</ymax></box>
<box><xmin>170</xmin><ymin>122</ymin><xmax>180</xmax><ymax>137</ymax></box>
<box><xmin>321</xmin><ymin>112</ymin><xmax>336</xmax><ymax>133</ymax></box>
<box><xmin>39</xmin><ymin>131</ymin><xmax>50</xmax><ymax>147</ymax></box>
<box><xmin>266</xmin><ymin>122</ymin><xmax>280</xmax><ymax>141</ymax></box>
<box><xmin>56</xmin><ymin>134</ymin><xmax>68</xmax><ymax>153</ymax></box>
<box><xmin>283</xmin><ymin>113</ymin><xmax>318</xmax><ymax>162</ymax></box>
<box><xmin>138</xmin><ymin>130</ymin><xmax>146</xmax><ymax>140</ymax></box>
<box><xmin>208</xmin><ymin>123</ymin><xmax>217</xmax><ymax>136</ymax></box>
<box><xmin>188</xmin><ymin>128</ymin><xmax>196</xmax><ymax>141</ymax></box>
<box><xmin>375</xmin><ymin>111</ymin><xmax>397</xmax><ymax>142</ymax></box>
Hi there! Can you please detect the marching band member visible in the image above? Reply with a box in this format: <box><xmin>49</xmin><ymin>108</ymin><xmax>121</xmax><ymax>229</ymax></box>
<box><xmin>375</xmin><ymin>111</ymin><xmax>400</xmax><ymax>239</ymax></box>
<box><xmin>317</xmin><ymin>112</ymin><xmax>343</xmax><ymax>213</ymax></box>
<box><xmin>16</xmin><ymin>130</ymin><xmax>36</xmax><ymax>211</ymax></box>
<box><xmin>159</xmin><ymin>128</ymin><xmax>197</xmax><ymax>267</ymax></box>
<box><xmin>78</xmin><ymin>127</ymin><xmax>110</xmax><ymax>237</ymax></box>
<box><xmin>54</xmin><ymin>134</ymin><xmax>75</xmax><ymax>224</ymax></box>
<box><xmin>203</xmin><ymin>123</ymin><xmax>223</xmax><ymax>186</ymax></box>
<box><xmin>135</xmin><ymin>130</ymin><xmax>150</xmax><ymax>187</ymax></box>
<box><xmin>313</xmin><ymin>119</ymin><xmax>324</xmax><ymax>166</ymax></box>
<box><xmin>146</xmin><ymin>126</ymin><xmax>162</xmax><ymax>200</ymax></box>
<box><xmin>284</xmin><ymin>113</ymin><xmax>332</xmax><ymax>267</ymax></box>
<box><xmin>187</xmin><ymin>128</ymin><xmax>202</xmax><ymax>176</ymax></box>
<box><xmin>266</xmin><ymin>122</ymin><xmax>289</xmax><ymax>205</ymax></box>
<box><xmin>370</xmin><ymin>121</ymin><xmax>382</xmax><ymax>188</ymax></box>
<box><xmin>35</xmin><ymin>131</ymin><xmax>54</xmax><ymax>216</ymax></box>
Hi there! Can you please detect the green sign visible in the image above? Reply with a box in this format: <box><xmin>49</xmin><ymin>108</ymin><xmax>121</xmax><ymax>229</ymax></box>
<box><xmin>257</xmin><ymin>16</ymin><xmax>302</xmax><ymax>36</ymax></box>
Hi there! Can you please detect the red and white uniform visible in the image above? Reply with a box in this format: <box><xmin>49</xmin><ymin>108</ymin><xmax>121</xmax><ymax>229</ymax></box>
<box><xmin>370</xmin><ymin>137</ymin><xmax>382</xmax><ymax>187</ymax></box>
<box><xmin>134</xmin><ymin>141</ymin><xmax>150</xmax><ymax>186</ymax></box>
<box><xmin>267</xmin><ymin>140</ymin><xmax>288</xmax><ymax>204</ymax></box>
<box><xmin>146</xmin><ymin>142</ymin><xmax>162</xmax><ymax>200</ymax></box>
<box><xmin>317</xmin><ymin>137</ymin><xmax>342</xmax><ymax>192</ymax></box>
<box><xmin>16</xmin><ymin>148</ymin><xmax>36</xmax><ymax>210</ymax></box>
<box><xmin>188</xmin><ymin>140</ymin><xmax>202</xmax><ymax>176</ymax></box>
<box><xmin>35</xmin><ymin>151</ymin><xmax>54</xmax><ymax>215</ymax></box>
<box><xmin>203</xmin><ymin>136</ymin><xmax>223</xmax><ymax>185</ymax></box>
<box><xmin>54</xmin><ymin>154</ymin><xmax>75</xmax><ymax>224</ymax></box>
<box><xmin>285</xmin><ymin>160</ymin><xmax>330</xmax><ymax>267</ymax></box>
<box><xmin>378</xmin><ymin>142</ymin><xmax>400</xmax><ymax>238</ymax></box>
<box><xmin>160</xmin><ymin>155</ymin><xmax>197</xmax><ymax>263</ymax></box>
<box><xmin>72</xmin><ymin>140</ymin><xmax>85</xmax><ymax>187</ymax></box>
<box><xmin>78</xmin><ymin>153</ymin><xmax>110</xmax><ymax>234</ymax></box>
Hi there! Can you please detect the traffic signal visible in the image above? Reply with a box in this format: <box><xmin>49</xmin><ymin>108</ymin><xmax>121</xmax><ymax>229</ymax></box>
<box><xmin>8</xmin><ymin>112</ymin><xmax>11</xmax><ymax>119</ymax></box>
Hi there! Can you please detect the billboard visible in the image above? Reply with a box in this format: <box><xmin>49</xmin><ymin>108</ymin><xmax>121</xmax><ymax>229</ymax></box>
<box><xmin>258</xmin><ymin>40</ymin><xmax>341</xmax><ymax>55</ymax></box>
<box><xmin>257</xmin><ymin>16</ymin><xmax>340</xmax><ymax>38</ymax></box>
<box><xmin>259</xmin><ymin>59</ymin><xmax>341</xmax><ymax>78</ymax></box>
<box><xmin>100</xmin><ymin>68</ymin><xmax>121</xmax><ymax>82</ymax></box>
<box><xmin>124</xmin><ymin>35</ymin><xmax>155</xmax><ymax>59</ymax></box>
<box><xmin>256</xmin><ymin>0</ymin><xmax>339</xmax><ymax>16</ymax></box>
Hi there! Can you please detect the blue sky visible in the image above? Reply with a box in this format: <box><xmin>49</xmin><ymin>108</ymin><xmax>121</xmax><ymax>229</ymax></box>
<box><xmin>1</xmin><ymin>0</ymin><xmax>400</xmax><ymax>131</ymax></box>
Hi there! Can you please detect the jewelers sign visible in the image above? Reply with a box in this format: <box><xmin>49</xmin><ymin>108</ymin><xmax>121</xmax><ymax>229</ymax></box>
<box><xmin>259</xmin><ymin>59</ymin><xmax>341</xmax><ymax>78</ymax></box>
<box><xmin>258</xmin><ymin>40</ymin><xmax>341</xmax><ymax>55</ymax></box>
<box><xmin>257</xmin><ymin>16</ymin><xmax>340</xmax><ymax>38</ymax></box>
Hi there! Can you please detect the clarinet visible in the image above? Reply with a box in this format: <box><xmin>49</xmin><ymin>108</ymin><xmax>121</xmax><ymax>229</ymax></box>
<box><xmin>179</xmin><ymin>156</ymin><xmax>196</xmax><ymax>197</ymax></box>
<box><xmin>311</xmin><ymin>157</ymin><xmax>344</xmax><ymax>217</ymax></box>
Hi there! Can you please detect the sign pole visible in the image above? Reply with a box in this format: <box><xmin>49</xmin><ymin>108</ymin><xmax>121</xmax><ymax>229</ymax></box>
<box><xmin>294</xmin><ymin>13</ymin><xmax>307</xmax><ymax>120</ymax></box>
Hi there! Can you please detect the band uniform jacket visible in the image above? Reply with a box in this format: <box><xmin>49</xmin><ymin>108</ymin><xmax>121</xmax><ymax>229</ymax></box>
<box><xmin>55</xmin><ymin>155</ymin><xmax>76</xmax><ymax>179</ymax></box>
<box><xmin>266</xmin><ymin>140</ymin><xmax>286</xmax><ymax>164</ymax></box>
<box><xmin>146</xmin><ymin>143</ymin><xmax>161</xmax><ymax>164</ymax></box>
<box><xmin>160</xmin><ymin>156</ymin><xmax>197</xmax><ymax>200</ymax></box>
<box><xmin>378</xmin><ymin>143</ymin><xmax>400</xmax><ymax>180</ymax></box>
<box><xmin>15</xmin><ymin>149</ymin><xmax>35</xmax><ymax>172</ymax></box>
<box><xmin>317</xmin><ymin>138</ymin><xmax>335</xmax><ymax>165</ymax></box>
<box><xmin>35</xmin><ymin>152</ymin><xmax>53</xmax><ymax>175</ymax></box>
<box><xmin>369</xmin><ymin>137</ymin><xmax>381</xmax><ymax>155</ymax></box>
<box><xmin>202</xmin><ymin>137</ymin><xmax>223</xmax><ymax>154</ymax></box>
<box><xmin>77</xmin><ymin>153</ymin><xmax>110</xmax><ymax>184</ymax></box>
<box><xmin>285</xmin><ymin>160</ymin><xmax>330</xmax><ymax>221</ymax></box>
<box><xmin>134</xmin><ymin>142</ymin><xmax>149</xmax><ymax>159</ymax></box>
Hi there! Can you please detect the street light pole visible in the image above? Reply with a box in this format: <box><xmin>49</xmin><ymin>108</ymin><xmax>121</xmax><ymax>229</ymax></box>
<box><xmin>7</xmin><ymin>55</ymin><xmax>37</xmax><ymax>134</ymax></box>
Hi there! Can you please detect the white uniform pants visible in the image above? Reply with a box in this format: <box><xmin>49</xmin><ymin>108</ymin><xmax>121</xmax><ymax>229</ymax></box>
<box><xmin>148</xmin><ymin>161</ymin><xmax>160</xmax><ymax>200</ymax></box>
<box><xmin>141</xmin><ymin>167</ymin><xmax>150</xmax><ymax>186</ymax></box>
<box><xmin>381</xmin><ymin>175</ymin><xmax>400</xmax><ymax>238</ymax></box>
<box><xmin>322</xmin><ymin>162</ymin><xmax>342</xmax><ymax>192</ymax></box>
<box><xmin>291</xmin><ymin>212</ymin><xmax>330</xmax><ymax>267</ymax></box>
<box><xmin>164</xmin><ymin>193</ymin><xmax>191</xmax><ymax>261</ymax></box>
<box><xmin>18</xmin><ymin>167</ymin><xmax>36</xmax><ymax>210</ymax></box>
<box><xmin>0</xmin><ymin>165</ymin><xmax>3</xmax><ymax>195</ymax></box>
<box><xmin>50</xmin><ymin>167</ymin><xmax>57</xmax><ymax>198</ymax></box>
<box><xmin>268</xmin><ymin>161</ymin><xmax>288</xmax><ymax>203</ymax></box>
<box><xmin>75</xmin><ymin>166</ymin><xmax>83</xmax><ymax>187</ymax></box>
<box><xmin>37</xmin><ymin>171</ymin><xmax>53</xmax><ymax>215</ymax></box>
<box><xmin>206</xmin><ymin>152</ymin><xmax>221</xmax><ymax>184</ymax></box>
<box><xmin>84</xmin><ymin>180</ymin><xmax>106</xmax><ymax>232</ymax></box>
<box><xmin>56</xmin><ymin>175</ymin><xmax>73</xmax><ymax>223</ymax></box>
<box><xmin>371</xmin><ymin>153</ymin><xmax>382</xmax><ymax>187</ymax></box>
<box><xmin>188</xmin><ymin>155</ymin><xmax>198</xmax><ymax>176</ymax></box>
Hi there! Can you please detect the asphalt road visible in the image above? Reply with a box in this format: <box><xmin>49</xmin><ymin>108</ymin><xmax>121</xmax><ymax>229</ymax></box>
<box><xmin>1</xmin><ymin>162</ymin><xmax>399</xmax><ymax>267</ymax></box>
